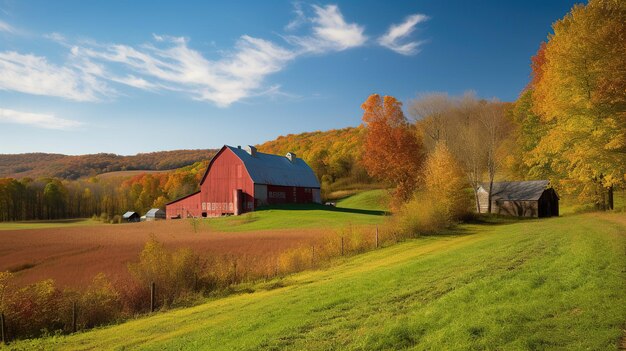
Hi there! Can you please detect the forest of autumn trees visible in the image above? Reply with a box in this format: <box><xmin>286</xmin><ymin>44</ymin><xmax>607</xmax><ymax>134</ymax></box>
<box><xmin>0</xmin><ymin>162</ymin><xmax>207</xmax><ymax>222</ymax></box>
<box><xmin>0</xmin><ymin>149</ymin><xmax>214</xmax><ymax>180</ymax></box>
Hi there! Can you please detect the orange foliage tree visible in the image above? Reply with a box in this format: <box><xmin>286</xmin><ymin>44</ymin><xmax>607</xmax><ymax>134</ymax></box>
<box><xmin>360</xmin><ymin>94</ymin><xmax>426</xmax><ymax>203</ymax></box>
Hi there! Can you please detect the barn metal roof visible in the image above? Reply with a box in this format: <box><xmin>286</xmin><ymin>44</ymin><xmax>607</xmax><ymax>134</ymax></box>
<box><xmin>226</xmin><ymin>145</ymin><xmax>321</xmax><ymax>188</ymax></box>
<box><xmin>478</xmin><ymin>180</ymin><xmax>552</xmax><ymax>201</ymax></box>
<box><xmin>122</xmin><ymin>211</ymin><xmax>137</xmax><ymax>218</ymax></box>
<box><xmin>145</xmin><ymin>208</ymin><xmax>165</xmax><ymax>217</ymax></box>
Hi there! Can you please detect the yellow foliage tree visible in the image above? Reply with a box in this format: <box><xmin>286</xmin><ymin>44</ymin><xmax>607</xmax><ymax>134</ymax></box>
<box><xmin>422</xmin><ymin>143</ymin><xmax>471</xmax><ymax>220</ymax></box>
<box><xmin>531</xmin><ymin>0</ymin><xmax>626</xmax><ymax>208</ymax></box>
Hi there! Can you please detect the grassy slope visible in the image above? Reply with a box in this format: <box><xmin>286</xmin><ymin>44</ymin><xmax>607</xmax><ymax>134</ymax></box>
<box><xmin>17</xmin><ymin>212</ymin><xmax>626</xmax><ymax>350</ymax></box>
<box><xmin>206</xmin><ymin>190</ymin><xmax>389</xmax><ymax>232</ymax></box>
<box><xmin>0</xmin><ymin>219</ymin><xmax>100</xmax><ymax>231</ymax></box>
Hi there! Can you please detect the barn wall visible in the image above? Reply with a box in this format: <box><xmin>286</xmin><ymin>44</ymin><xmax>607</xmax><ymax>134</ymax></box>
<box><xmin>538</xmin><ymin>189</ymin><xmax>559</xmax><ymax>217</ymax></box>
<box><xmin>495</xmin><ymin>200</ymin><xmax>538</xmax><ymax>217</ymax></box>
<box><xmin>201</xmin><ymin>148</ymin><xmax>255</xmax><ymax>216</ymax></box>
<box><xmin>264</xmin><ymin>185</ymin><xmax>315</xmax><ymax>205</ymax></box>
<box><xmin>312</xmin><ymin>189</ymin><xmax>321</xmax><ymax>204</ymax></box>
<box><xmin>254</xmin><ymin>184</ymin><xmax>268</xmax><ymax>206</ymax></box>
<box><xmin>166</xmin><ymin>192</ymin><xmax>202</xmax><ymax>219</ymax></box>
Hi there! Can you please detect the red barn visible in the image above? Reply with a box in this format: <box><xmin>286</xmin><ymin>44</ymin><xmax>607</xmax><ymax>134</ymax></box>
<box><xmin>166</xmin><ymin>145</ymin><xmax>321</xmax><ymax>218</ymax></box>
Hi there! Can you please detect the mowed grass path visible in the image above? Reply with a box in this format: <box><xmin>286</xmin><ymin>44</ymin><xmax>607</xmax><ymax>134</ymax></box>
<box><xmin>15</xmin><ymin>212</ymin><xmax>626</xmax><ymax>350</ymax></box>
<box><xmin>207</xmin><ymin>189</ymin><xmax>389</xmax><ymax>232</ymax></box>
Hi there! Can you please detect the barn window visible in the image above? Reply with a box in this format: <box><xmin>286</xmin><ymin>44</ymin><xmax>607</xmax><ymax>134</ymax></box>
<box><xmin>202</xmin><ymin>202</ymin><xmax>206</xmax><ymax>210</ymax></box>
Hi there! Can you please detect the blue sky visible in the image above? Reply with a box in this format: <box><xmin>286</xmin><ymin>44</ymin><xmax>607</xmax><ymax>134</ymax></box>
<box><xmin>0</xmin><ymin>0</ymin><xmax>578</xmax><ymax>155</ymax></box>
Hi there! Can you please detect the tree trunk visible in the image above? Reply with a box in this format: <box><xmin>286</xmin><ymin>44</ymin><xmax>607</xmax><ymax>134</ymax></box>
<box><xmin>473</xmin><ymin>187</ymin><xmax>481</xmax><ymax>213</ymax></box>
<box><xmin>487</xmin><ymin>179</ymin><xmax>493</xmax><ymax>214</ymax></box>
<box><xmin>607</xmin><ymin>185</ymin><xmax>614</xmax><ymax>210</ymax></box>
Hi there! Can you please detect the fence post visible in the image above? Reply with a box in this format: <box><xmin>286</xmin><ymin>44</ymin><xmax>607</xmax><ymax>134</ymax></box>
<box><xmin>72</xmin><ymin>301</ymin><xmax>77</xmax><ymax>333</ymax></box>
<box><xmin>375</xmin><ymin>225</ymin><xmax>379</xmax><ymax>248</ymax></box>
<box><xmin>341</xmin><ymin>237</ymin><xmax>344</xmax><ymax>256</ymax></box>
<box><xmin>1</xmin><ymin>311</ymin><xmax>6</xmax><ymax>345</ymax></box>
<box><xmin>150</xmin><ymin>282</ymin><xmax>156</xmax><ymax>313</ymax></box>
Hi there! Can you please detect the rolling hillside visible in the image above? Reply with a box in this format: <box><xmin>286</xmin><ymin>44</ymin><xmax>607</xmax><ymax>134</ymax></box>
<box><xmin>0</xmin><ymin>127</ymin><xmax>366</xmax><ymax>182</ymax></box>
<box><xmin>0</xmin><ymin>150</ymin><xmax>216</xmax><ymax>180</ymax></box>
<box><xmin>13</xmin><ymin>212</ymin><xmax>626</xmax><ymax>350</ymax></box>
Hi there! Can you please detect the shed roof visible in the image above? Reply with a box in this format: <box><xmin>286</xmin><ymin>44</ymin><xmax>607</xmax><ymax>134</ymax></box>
<box><xmin>122</xmin><ymin>211</ymin><xmax>138</xmax><ymax>218</ymax></box>
<box><xmin>478</xmin><ymin>180</ymin><xmax>552</xmax><ymax>201</ymax></box>
<box><xmin>145</xmin><ymin>208</ymin><xmax>165</xmax><ymax>217</ymax></box>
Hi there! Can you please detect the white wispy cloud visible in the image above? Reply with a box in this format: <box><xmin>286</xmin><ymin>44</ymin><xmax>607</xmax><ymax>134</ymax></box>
<box><xmin>70</xmin><ymin>34</ymin><xmax>295</xmax><ymax>107</ymax></box>
<box><xmin>0</xmin><ymin>107</ymin><xmax>82</xmax><ymax>130</ymax></box>
<box><xmin>0</xmin><ymin>51</ymin><xmax>113</xmax><ymax>101</ymax></box>
<box><xmin>378</xmin><ymin>14</ymin><xmax>428</xmax><ymax>55</ymax></box>
<box><xmin>285</xmin><ymin>2</ymin><xmax>307</xmax><ymax>31</ymax></box>
<box><xmin>285</xmin><ymin>4</ymin><xmax>367</xmax><ymax>54</ymax></box>
<box><xmin>0</xmin><ymin>19</ymin><xmax>14</xmax><ymax>33</ymax></box>
<box><xmin>0</xmin><ymin>4</ymin><xmax>427</xmax><ymax>107</ymax></box>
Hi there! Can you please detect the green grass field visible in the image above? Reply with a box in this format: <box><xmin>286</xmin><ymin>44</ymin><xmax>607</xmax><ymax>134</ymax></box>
<box><xmin>14</xmin><ymin>211</ymin><xmax>625</xmax><ymax>350</ymax></box>
<box><xmin>206</xmin><ymin>189</ymin><xmax>389</xmax><ymax>232</ymax></box>
<box><xmin>0</xmin><ymin>218</ymin><xmax>100</xmax><ymax>231</ymax></box>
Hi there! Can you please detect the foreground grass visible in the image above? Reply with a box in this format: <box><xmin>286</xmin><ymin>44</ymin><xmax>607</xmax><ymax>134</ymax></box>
<box><xmin>0</xmin><ymin>218</ymin><xmax>100</xmax><ymax>231</ymax></box>
<box><xmin>13</xmin><ymin>212</ymin><xmax>625</xmax><ymax>350</ymax></box>
<box><xmin>207</xmin><ymin>189</ymin><xmax>389</xmax><ymax>232</ymax></box>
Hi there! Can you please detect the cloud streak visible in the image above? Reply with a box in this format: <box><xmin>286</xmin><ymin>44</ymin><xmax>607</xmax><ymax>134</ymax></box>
<box><xmin>286</xmin><ymin>4</ymin><xmax>367</xmax><ymax>54</ymax></box>
<box><xmin>0</xmin><ymin>20</ymin><xmax>13</xmax><ymax>33</ymax></box>
<box><xmin>71</xmin><ymin>34</ymin><xmax>295</xmax><ymax>107</ymax></box>
<box><xmin>0</xmin><ymin>51</ymin><xmax>113</xmax><ymax>101</ymax></box>
<box><xmin>0</xmin><ymin>107</ymin><xmax>82</xmax><ymax>130</ymax></box>
<box><xmin>378</xmin><ymin>14</ymin><xmax>428</xmax><ymax>55</ymax></box>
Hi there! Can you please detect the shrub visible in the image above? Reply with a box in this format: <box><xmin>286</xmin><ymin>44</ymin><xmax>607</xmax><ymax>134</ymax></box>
<box><xmin>79</xmin><ymin>274</ymin><xmax>121</xmax><ymax>328</ymax></box>
<box><xmin>3</xmin><ymin>279</ymin><xmax>64</xmax><ymax>338</ymax></box>
<box><xmin>278</xmin><ymin>246</ymin><xmax>311</xmax><ymax>273</ymax></box>
<box><xmin>393</xmin><ymin>195</ymin><xmax>449</xmax><ymax>237</ymax></box>
<box><xmin>115</xmin><ymin>276</ymin><xmax>150</xmax><ymax>315</ymax></box>
<box><xmin>128</xmin><ymin>236</ymin><xmax>201</xmax><ymax>308</ymax></box>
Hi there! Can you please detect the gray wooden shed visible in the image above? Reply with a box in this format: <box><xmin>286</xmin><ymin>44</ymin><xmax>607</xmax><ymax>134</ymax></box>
<box><xmin>477</xmin><ymin>180</ymin><xmax>559</xmax><ymax>217</ymax></box>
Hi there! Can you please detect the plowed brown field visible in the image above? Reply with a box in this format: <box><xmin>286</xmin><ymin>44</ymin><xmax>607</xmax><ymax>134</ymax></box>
<box><xmin>0</xmin><ymin>221</ymin><xmax>325</xmax><ymax>289</ymax></box>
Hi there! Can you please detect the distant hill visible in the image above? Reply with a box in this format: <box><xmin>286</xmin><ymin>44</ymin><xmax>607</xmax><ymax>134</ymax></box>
<box><xmin>0</xmin><ymin>150</ymin><xmax>217</xmax><ymax>180</ymax></box>
<box><xmin>257</xmin><ymin>126</ymin><xmax>374</xmax><ymax>193</ymax></box>
<box><xmin>0</xmin><ymin>126</ymin><xmax>369</xmax><ymax>182</ymax></box>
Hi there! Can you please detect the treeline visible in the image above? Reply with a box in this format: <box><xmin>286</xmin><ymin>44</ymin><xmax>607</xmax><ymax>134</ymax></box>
<box><xmin>0</xmin><ymin>149</ymin><xmax>216</xmax><ymax>180</ymax></box>
<box><xmin>258</xmin><ymin>127</ymin><xmax>375</xmax><ymax>194</ymax></box>
<box><xmin>0</xmin><ymin>162</ymin><xmax>207</xmax><ymax>222</ymax></box>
